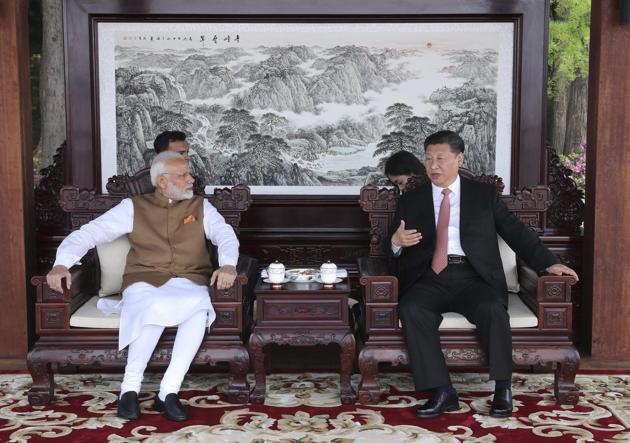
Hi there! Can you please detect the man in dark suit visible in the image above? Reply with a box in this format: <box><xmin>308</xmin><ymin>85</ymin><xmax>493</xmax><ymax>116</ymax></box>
<box><xmin>388</xmin><ymin>130</ymin><xmax>578</xmax><ymax>418</ymax></box>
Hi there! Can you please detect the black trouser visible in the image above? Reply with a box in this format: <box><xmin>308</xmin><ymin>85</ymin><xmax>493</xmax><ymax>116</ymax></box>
<box><xmin>398</xmin><ymin>262</ymin><xmax>512</xmax><ymax>391</ymax></box>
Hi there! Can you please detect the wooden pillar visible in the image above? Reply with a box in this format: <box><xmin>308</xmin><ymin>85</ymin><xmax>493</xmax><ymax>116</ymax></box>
<box><xmin>585</xmin><ymin>0</ymin><xmax>630</xmax><ymax>358</ymax></box>
<box><xmin>0</xmin><ymin>0</ymin><xmax>33</xmax><ymax>369</ymax></box>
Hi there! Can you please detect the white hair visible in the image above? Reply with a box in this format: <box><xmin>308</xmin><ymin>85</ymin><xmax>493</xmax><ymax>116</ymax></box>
<box><xmin>150</xmin><ymin>151</ymin><xmax>185</xmax><ymax>186</ymax></box>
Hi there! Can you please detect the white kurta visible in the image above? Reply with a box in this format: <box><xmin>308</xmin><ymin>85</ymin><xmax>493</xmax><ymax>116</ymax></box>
<box><xmin>53</xmin><ymin>197</ymin><xmax>239</xmax><ymax>350</ymax></box>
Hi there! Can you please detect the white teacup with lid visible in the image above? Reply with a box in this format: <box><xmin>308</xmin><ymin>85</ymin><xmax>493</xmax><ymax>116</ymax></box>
<box><xmin>320</xmin><ymin>261</ymin><xmax>338</xmax><ymax>284</ymax></box>
<box><xmin>267</xmin><ymin>261</ymin><xmax>286</xmax><ymax>284</ymax></box>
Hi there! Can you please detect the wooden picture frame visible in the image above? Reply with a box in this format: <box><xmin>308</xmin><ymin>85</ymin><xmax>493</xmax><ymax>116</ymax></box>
<box><xmin>96</xmin><ymin>20</ymin><xmax>515</xmax><ymax>194</ymax></box>
<box><xmin>64</xmin><ymin>0</ymin><xmax>550</xmax><ymax>195</ymax></box>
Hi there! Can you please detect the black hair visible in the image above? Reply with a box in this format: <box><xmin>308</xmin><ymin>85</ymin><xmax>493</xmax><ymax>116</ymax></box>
<box><xmin>384</xmin><ymin>150</ymin><xmax>426</xmax><ymax>177</ymax></box>
<box><xmin>423</xmin><ymin>130</ymin><xmax>465</xmax><ymax>154</ymax></box>
<box><xmin>153</xmin><ymin>131</ymin><xmax>187</xmax><ymax>153</ymax></box>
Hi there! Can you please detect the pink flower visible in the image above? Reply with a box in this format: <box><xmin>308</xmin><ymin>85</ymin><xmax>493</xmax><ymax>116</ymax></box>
<box><xmin>559</xmin><ymin>141</ymin><xmax>586</xmax><ymax>195</ymax></box>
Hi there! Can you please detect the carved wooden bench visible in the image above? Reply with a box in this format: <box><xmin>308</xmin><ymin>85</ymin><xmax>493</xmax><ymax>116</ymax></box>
<box><xmin>355</xmin><ymin>171</ymin><xmax>579</xmax><ymax>405</ymax></box>
<box><xmin>28</xmin><ymin>169</ymin><xmax>257</xmax><ymax>406</ymax></box>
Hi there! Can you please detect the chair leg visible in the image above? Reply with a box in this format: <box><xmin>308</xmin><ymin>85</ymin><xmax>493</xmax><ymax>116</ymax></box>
<box><xmin>554</xmin><ymin>346</ymin><xmax>580</xmax><ymax>405</ymax></box>
<box><xmin>358</xmin><ymin>345</ymin><xmax>410</xmax><ymax>404</ymax></box>
<box><xmin>357</xmin><ymin>347</ymin><xmax>383</xmax><ymax>404</ymax></box>
<box><xmin>27</xmin><ymin>348</ymin><xmax>55</xmax><ymax>406</ymax></box>
<box><xmin>227</xmin><ymin>346</ymin><xmax>250</xmax><ymax>404</ymax></box>
<box><xmin>194</xmin><ymin>344</ymin><xmax>251</xmax><ymax>404</ymax></box>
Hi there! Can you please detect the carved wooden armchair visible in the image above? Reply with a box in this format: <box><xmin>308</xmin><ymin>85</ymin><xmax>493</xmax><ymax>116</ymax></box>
<box><xmin>28</xmin><ymin>170</ymin><xmax>257</xmax><ymax>406</ymax></box>
<box><xmin>356</xmin><ymin>171</ymin><xmax>580</xmax><ymax>405</ymax></box>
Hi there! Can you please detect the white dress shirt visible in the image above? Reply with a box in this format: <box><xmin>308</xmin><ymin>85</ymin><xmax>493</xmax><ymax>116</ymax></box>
<box><xmin>431</xmin><ymin>175</ymin><xmax>466</xmax><ymax>256</ymax></box>
<box><xmin>392</xmin><ymin>174</ymin><xmax>466</xmax><ymax>256</ymax></box>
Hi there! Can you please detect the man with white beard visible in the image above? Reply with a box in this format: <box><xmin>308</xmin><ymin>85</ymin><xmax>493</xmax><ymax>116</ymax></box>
<box><xmin>46</xmin><ymin>151</ymin><xmax>239</xmax><ymax>421</ymax></box>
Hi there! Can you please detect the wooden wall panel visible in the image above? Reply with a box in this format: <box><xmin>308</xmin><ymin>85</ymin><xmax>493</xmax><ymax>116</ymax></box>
<box><xmin>240</xmin><ymin>198</ymin><xmax>369</xmax><ymax>267</ymax></box>
<box><xmin>585</xmin><ymin>0</ymin><xmax>630</xmax><ymax>358</ymax></box>
<box><xmin>0</xmin><ymin>0</ymin><xmax>34</xmax><ymax>368</ymax></box>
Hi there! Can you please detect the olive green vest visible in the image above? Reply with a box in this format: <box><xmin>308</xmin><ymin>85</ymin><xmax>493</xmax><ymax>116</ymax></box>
<box><xmin>122</xmin><ymin>192</ymin><xmax>212</xmax><ymax>290</ymax></box>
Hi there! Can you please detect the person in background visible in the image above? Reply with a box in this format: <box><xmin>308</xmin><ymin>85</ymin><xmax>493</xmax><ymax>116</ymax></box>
<box><xmin>384</xmin><ymin>150</ymin><xmax>427</xmax><ymax>193</ymax></box>
<box><xmin>153</xmin><ymin>130</ymin><xmax>190</xmax><ymax>159</ymax></box>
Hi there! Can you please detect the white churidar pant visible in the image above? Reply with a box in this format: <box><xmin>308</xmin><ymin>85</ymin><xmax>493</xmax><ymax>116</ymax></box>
<box><xmin>105</xmin><ymin>277</ymin><xmax>215</xmax><ymax>398</ymax></box>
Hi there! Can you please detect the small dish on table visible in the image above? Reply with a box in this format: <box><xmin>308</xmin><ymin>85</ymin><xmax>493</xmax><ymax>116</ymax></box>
<box><xmin>285</xmin><ymin>268</ymin><xmax>318</xmax><ymax>282</ymax></box>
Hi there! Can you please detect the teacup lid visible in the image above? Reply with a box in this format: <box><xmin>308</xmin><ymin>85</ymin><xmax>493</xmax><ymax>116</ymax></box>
<box><xmin>268</xmin><ymin>260</ymin><xmax>285</xmax><ymax>270</ymax></box>
<box><xmin>320</xmin><ymin>260</ymin><xmax>337</xmax><ymax>271</ymax></box>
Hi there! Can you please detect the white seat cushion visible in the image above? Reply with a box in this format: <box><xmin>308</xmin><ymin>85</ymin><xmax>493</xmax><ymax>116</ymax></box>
<box><xmin>96</xmin><ymin>235</ymin><xmax>130</xmax><ymax>297</ymax></box>
<box><xmin>76</xmin><ymin>293</ymin><xmax>536</xmax><ymax>330</ymax></box>
<box><xmin>498</xmin><ymin>235</ymin><xmax>519</xmax><ymax>293</ymax></box>
<box><xmin>70</xmin><ymin>295</ymin><xmax>121</xmax><ymax>329</ymax></box>
<box><xmin>396</xmin><ymin>293</ymin><xmax>537</xmax><ymax>329</ymax></box>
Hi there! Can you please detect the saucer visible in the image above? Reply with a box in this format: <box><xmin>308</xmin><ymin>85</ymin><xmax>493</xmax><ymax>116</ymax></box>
<box><xmin>315</xmin><ymin>277</ymin><xmax>343</xmax><ymax>284</ymax></box>
<box><xmin>263</xmin><ymin>277</ymin><xmax>290</xmax><ymax>284</ymax></box>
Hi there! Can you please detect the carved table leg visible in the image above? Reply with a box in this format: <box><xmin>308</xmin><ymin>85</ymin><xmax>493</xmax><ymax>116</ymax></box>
<box><xmin>227</xmin><ymin>346</ymin><xmax>250</xmax><ymax>404</ymax></box>
<box><xmin>358</xmin><ymin>347</ymin><xmax>382</xmax><ymax>404</ymax></box>
<box><xmin>338</xmin><ymin>332</ymin><xmax>357</xmax><ymax>404</ymax></box>
<box><xmin>27</xmin><ymin>348</ymin><xmax>55</xmax><ymax>406</ymax></box>
<box><xmin>554</xmin><ymin>346</ymin><xmax>580</xmax><ymax>405</ymax></box>
<box><xmin>248</xmin><ymin>332</ymin><xmax>267</xmax><ymax>404</ymax></box>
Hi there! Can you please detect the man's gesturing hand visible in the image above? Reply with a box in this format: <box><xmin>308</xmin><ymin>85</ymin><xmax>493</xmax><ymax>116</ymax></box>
<box><xmin>391</xmin><ymin>220</ymin><xmax>422</xmax><ymax>248</ymax></box>
<box><xmin>211</xmin><ymin>265</ymin><xmax>238</xmax><ymax>290</ymax></box>
<box><xmin>46</xmin><ymin>265</ymin><xmax>71</xmax><ymax>293</ymax></box>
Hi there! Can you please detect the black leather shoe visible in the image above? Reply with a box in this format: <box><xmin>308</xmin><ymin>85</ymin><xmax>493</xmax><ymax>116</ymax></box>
<box><xmin>154</xmin><ymin>393</ymin><xmax>189</xmax><ymax>421</ymax></box>
<box><xmin>489</xmin><ymin>388</ymin><xmax>513</xmax><ymax>418</ymax></box>
<box><xmin>416</xmin><ymin>390</ymin><xmax>460</xmax><ymax>418</ymax></box>
<box><xmin>117</xmin><ymin>391</ymin><xmax>140</xmax><ymax>420</ymax></box>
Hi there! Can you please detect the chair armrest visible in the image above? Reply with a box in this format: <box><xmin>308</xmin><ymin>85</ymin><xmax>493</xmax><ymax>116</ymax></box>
<box><xmin>518</xmin><ymin>261</ymin><xmax>577</xmax><ymax>333</ymax></box>
<box><xmin>536</xmin><ymin>273</ymin><xmax>577</xmax><ymax>303</ymax></box>
<box><xmin>357</xmin><ymin>256</ymin><xmax>400</xmax><ymax>340</ymax></box>
<box><xmin>30</xmin><ymin>249</ymin><xmax>100</xmax><ymax>334</ymax></box>
<box><xmin>209</xmin><ymin>254</ymin><xmax>258</xmax><ymax>338</ymax></box>
<box><xmin>358</xmin><ymin>257</ymin><xmax>399</xmax><ymax>301</ymax></box>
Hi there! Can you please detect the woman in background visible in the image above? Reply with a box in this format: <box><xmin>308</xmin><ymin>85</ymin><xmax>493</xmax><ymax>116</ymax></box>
<box><xmin>384</xmin><ymin>150</ymin><xmax>427</xmax><ymax>193</ymax></box>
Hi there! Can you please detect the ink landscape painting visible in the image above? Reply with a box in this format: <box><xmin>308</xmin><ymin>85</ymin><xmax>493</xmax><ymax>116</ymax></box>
<box><xmin>98</xmin><ymin>22</ymin><xmax>514</xmax><ymax>193</ymax></box>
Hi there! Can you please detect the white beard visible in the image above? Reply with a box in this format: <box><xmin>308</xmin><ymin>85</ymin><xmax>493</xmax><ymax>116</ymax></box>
<box><xmin>165</xmin><ymin>182</ymin><xmax>193</xmax><ymax>200</ymax></box>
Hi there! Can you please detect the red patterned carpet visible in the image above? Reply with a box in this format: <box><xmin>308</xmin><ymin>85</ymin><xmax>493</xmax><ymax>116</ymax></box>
<box><xmin>1</xmin><ymin>372</ymin><xmax>630</xmax><ymax>442</ymax></box>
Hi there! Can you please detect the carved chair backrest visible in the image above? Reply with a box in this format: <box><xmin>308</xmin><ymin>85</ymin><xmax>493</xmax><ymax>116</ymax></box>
<box><xmin>359</xmin><ymin>169</ymin><xmax>550</xmax><ymax>259</ymax></box>
<box><xmin>105</xmin><ymin>167</ymin><xmax>206</xmax><ymax>200</ymax></box>
<box><xmin>63</xmin><ymin>167</ymin><xmax>250</xmax><ymax>230</ymax></box>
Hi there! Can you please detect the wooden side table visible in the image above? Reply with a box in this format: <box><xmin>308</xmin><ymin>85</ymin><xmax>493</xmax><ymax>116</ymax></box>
<box><xmin>248</xmin><ymin>278</ymin><xmax>356</xmax><ymax>404</ymax></box>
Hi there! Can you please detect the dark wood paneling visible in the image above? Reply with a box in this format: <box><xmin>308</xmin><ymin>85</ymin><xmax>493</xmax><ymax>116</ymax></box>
<box><xmin>0</xmin><ymin>0</ymin><xmax>34</xmax><ymax>368</ymax></box>
<box><xmin>64</xmin><ymin>0</ymin><xmax>549</xmax><ymax>190</ymax></box>
<box><xmin>585</xmin><ymin>0</ymin><xmax>630</xmax><ymax>358</ymax></box>
<box><xmin>240</xmin><ymin>199</ymin><xmax>370</xmax><ymax>269</ymax></box>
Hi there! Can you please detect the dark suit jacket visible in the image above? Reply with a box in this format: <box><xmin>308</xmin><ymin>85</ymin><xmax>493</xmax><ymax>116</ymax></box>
<box><xmin>387</xmin><ymin>176</ymin><xmax>558</xmax><ymax>305</ymax></box>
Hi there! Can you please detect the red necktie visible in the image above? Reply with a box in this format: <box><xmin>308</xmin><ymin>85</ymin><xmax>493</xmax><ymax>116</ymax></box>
<box><xmin>432</xmin><ymin>189</ymin><xmax>451</xmax><ymax>274</ymax></box>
